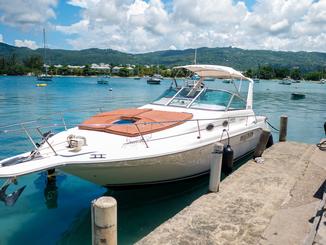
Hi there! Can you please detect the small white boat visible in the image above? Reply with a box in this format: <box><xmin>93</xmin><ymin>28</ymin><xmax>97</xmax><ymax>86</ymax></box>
<box><xmin>279</xmin><ymin>76</ymin><xmax>293</xmax><ymax>85</ymax></box>
<box><xmin>147</xmin><ymin>74</ymin><xmax>161</xmax><ymax>84</ymax></box>
<box><xmin>0</xmin><ymin>64</ymin><xmax>268</xmax><ymax>188</ymax></box>
<box><xmin>97</xmin><ymin>75</ymin><xmax>110</xmax><ymax>84</ymax></box>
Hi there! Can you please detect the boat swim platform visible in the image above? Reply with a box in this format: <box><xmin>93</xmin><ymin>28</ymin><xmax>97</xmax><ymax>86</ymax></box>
<box><xmin>136</xmin><ymin>141</ymin><xmax>326</xmax><ymax>245</ymax></box>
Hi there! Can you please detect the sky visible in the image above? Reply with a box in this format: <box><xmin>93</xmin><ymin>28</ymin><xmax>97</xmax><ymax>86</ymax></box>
<box><xmin>0</xmin><ymin>0</ymin><xmax>326</xmax><ymax>53</ymax></box>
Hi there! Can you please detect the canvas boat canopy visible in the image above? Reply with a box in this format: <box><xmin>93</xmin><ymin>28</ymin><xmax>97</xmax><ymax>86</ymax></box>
<box><xmin>174</xmin><ymin>64</ymin><xmax>248</xmax><ymax>80</ymax></box>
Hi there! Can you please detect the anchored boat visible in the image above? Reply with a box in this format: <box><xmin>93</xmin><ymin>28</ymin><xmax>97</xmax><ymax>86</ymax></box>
<box><xmin>97</xmin><ymin>76</ymin><xmax>110</xmax><ymax>84</ymax></box>
<box><xmin>279</xmin><ymin>77</ymin><xmax>293</xmax><ymax>85</ymax></box>
<box><xmin>37</xmin><ymin>28</ymin><xmax>52</xmax><ymax>82</ymax></box>
<box><xmin>291</xmin><ymin>93</ymin><xmax>305</xmax><ymax>100</ymax></box>
<box><xmin>147</xmin><ymin>74</ymin><xmax>161</xmax><ymax>84</ymax></box>
<box><xmin>0</xmin><ymin>64</ymin><xmax>268</xmax><ymax>188</ymax></box>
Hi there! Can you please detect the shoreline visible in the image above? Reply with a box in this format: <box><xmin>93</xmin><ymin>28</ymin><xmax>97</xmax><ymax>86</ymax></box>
<box><xmin>0</xmin><ymin>74</ymin><xmax>324</xmax><ymax>83</ymax></box>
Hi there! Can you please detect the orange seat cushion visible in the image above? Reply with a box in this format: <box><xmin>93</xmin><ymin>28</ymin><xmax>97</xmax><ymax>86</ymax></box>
<box><xmin>79</xmin><ymin>108</ymin><xmax>193</xmax><ymax>137</ymax></box>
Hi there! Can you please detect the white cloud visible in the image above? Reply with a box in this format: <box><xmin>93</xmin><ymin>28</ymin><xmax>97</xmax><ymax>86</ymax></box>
<box><xmin>67</xmin><ymin>0</ymin><xmax>89</xmax><ymax>8</ymax></box>
<box><xmin>56</xmin><ymin>0</ymin><xmax>326</xmax><ymax>53</ymax></box>
<box><xmin>0</xmin><ymin>0</ymin><xmax>58</xmax><ymax>28</ymax></box>
<box><xmin>56</xmin><ymin>20</ymin><xmax>89</xmax><ymax>34</ymax></box>
<box><xmin>0</xmin><ymin>34</ymin><xmax>3</xmax><ymax>43</ymax></box>
<box><xmin>14</xmin><ymin>39</ymin><xmax>39</xmax><ymax>49</ymax></box>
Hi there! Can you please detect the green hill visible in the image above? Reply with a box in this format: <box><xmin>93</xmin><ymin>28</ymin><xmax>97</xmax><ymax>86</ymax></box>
<box><xmin>1</xmin><ymin>42</ymin><xmax>326</xmax><ymax>71</ymax></box>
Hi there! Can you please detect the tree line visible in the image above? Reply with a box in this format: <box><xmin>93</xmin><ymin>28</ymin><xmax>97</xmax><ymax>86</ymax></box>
<box><xmin>0</xmin><ymin>54</ymin><xmax>325</xmax><ymax>80</ymax></box>
<box><xmin>245</xmin><ymin>65</ymin><xmax>325</xmax><ymax>81</ymax></box>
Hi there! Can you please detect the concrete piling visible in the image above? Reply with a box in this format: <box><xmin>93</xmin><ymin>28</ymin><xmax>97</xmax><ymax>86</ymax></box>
<box><xmin>254</xmin><ymin>129</ymin><xmax>271</xmax><ymax>158</ymax></box>
<box><xmin>209</xmin><ymin>143</ymin><xmax>223</xmax><ymax>192</ymax></box>
<box><xmin>91</xmin><ymin>196</ymin><xmax>117</xmax><ymax>245</ymax></box>
<box><xmin>279</xmin><ymin>115</ymin><xmax>288</xmax><ymax>142</ymax></box>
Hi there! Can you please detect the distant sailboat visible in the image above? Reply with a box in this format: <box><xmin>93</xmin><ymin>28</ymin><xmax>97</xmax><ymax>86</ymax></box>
<box><xmin>37</xmin><ymin>28</ymin><xmax>52</xmax><ymax>81</ymax></box>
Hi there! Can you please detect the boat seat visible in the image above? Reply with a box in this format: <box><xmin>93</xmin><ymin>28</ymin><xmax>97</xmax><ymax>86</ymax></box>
<box><xmin>79</xmin><ymin>108</ymin><xmax>193</xmax><ymax>137</ymax></box>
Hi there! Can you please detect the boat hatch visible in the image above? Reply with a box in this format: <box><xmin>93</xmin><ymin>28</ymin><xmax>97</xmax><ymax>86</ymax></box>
<box><xmin>113</xmin><ymin>118</ymin><xmax>138</xmax><ymax>125</ymax></box>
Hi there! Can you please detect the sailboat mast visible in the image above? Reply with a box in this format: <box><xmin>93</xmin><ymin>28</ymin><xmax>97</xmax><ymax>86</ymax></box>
<box><xmin>43</xmin><ymin>28</ymin><xmax>46</xmax><ymax>64</ymax></box>
<box><xmin>194</xmin><ymin>49</ymin><xmax>197</xmax><ymax>65</ymax></box>
<box><xmin>43</xmin><ymin>28</ymin><xmax>48</xmax><ymax>75</ymax></box>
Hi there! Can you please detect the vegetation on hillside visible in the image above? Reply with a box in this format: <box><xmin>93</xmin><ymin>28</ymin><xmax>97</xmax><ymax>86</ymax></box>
<box><xmin>0</xmin><ymin>42</ymin><xmax>326</xmax><ymax>80</ymax></box>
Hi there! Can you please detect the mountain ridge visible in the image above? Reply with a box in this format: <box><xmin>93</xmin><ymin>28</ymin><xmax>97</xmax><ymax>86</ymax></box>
<box><xmin>1</xmin><ymin>42</ymin><xmax>326</xmax><ymax>71</ymax></box>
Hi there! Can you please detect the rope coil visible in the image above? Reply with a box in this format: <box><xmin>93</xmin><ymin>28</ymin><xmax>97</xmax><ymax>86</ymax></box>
<box><xmin>317</xmin><ymin>140</ymin><xmax>326</xmax><ymax>151</ymax></box>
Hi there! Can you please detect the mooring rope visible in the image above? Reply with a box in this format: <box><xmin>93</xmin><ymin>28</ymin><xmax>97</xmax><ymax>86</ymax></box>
<box><xmin>317</xmin><ymin>140</ymin><xmax>326</xmax><ymax>151</ymax></box>
<box><xmin>266</xmin><ymin>120</ymin><xmax>280</xmax><ymax>132</ymax></box>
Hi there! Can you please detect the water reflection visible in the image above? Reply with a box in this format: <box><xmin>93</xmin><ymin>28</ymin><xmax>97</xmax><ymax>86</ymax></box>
<box><xmin>44</xmin><ymin>174</ymin><xmax>58</xmax><ymax>209</ymax></box>
<box><xmin>58</xmin><ymin>175</ymin><xmax>210</xmax><ymax>245</ymax></box>
<box><xmin>33</xmin><ymin>171</ymin><xmax>67</xmax><ymax>209</ymax></box>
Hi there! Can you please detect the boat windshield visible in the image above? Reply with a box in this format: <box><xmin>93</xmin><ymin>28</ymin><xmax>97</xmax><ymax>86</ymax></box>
<box><xmin>152</xmin><ymin>87</ymin><xmax>246</xmax><ymax>111</ymax></box>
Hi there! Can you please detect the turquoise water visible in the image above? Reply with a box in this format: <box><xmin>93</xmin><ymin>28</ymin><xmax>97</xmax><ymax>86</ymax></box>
<box><xmin>0</xmin><ymin>76</ymin><xmax>325</xmax><ymax>245</ymax></box>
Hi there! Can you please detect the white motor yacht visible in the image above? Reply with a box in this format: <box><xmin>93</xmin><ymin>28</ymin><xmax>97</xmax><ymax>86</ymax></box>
<box><xmin>0</xmin><ymin>65</ymin><xmax>269</xmax><ymax>187</ymax></box>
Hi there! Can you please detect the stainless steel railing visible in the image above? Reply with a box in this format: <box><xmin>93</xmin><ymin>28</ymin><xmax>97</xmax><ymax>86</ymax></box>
<box><xmin>0</xmin><ymin>113</ymin><xmax>261</xmax><ymax>150</ymax></box>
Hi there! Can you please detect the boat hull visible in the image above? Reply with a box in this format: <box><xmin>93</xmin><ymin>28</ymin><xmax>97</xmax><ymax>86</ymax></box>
<box><xmin>291</xmin><ymin>93</ymin><xmax>305</xmax><ymax>100</ymax></box>
<box><xmin>147</xmin><ymin>79</ymin><xmax>161</xmax><ymax>84</ymax></box>
<box><xmin>37</xmin><ymin>76</ymin><xmax>52</xmax><ymax>81</ymax></box>
<box><xmin>60</xmin><ymin>128</ymin><xmax>262</xmax><ymax>186</ymax></box>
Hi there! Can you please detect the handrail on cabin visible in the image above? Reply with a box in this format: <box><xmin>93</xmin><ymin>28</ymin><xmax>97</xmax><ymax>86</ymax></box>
<box><xmin>0</xmin><ymin>114</ymin><xmax>260</xmax><ymax>135</ymax></box>
<box><xmin>0</xmin><ymin>114</ymin><xmax>261</xmax><ymax>153</ymax></box>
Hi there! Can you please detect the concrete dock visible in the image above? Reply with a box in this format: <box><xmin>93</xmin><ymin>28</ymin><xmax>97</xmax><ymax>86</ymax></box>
<box><xmin>136</xmin><ymin>142</ymin><xmax>326</xmax><ymax>245</ymax></box>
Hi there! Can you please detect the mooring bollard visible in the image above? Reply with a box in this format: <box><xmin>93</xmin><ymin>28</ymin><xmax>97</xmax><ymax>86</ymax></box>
<box><xmin>254</xmin><ymin>129</ymin><xmax>271</xmax><ymax>158</ymax></box>
<box><xmin>209</xmin><ymin>142</ymin><xmax>224</xmax><ymax>192</ymax></box>
<box><xmin>279</xmin><ymin>115</ymin><xmax>288</xmax><ymax>142</ymax></box>
<box><xmin>91</xmin><ymin>196</ymin><xmax>117</xmax><ymax>245</ymax></box>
